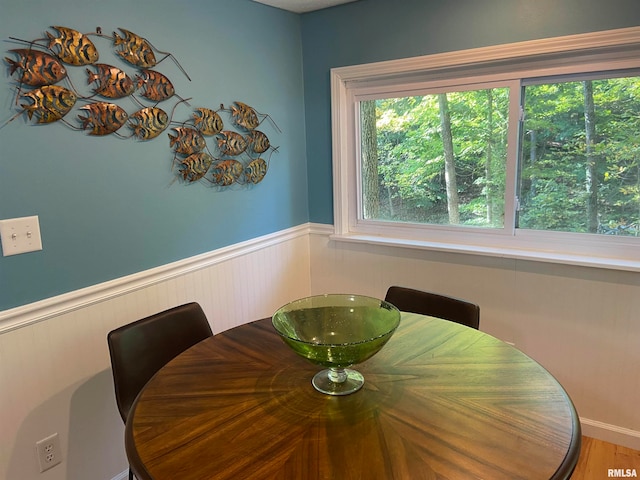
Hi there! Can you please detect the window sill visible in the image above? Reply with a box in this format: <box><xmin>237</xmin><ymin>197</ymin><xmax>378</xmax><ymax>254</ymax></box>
<box><xmin>329</xmin><ymin>232</ymin><xmax>640</xmax><ymax>273</ymax></box>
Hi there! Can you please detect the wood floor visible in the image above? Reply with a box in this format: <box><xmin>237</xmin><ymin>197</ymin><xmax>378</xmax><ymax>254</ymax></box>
<box><xmin>573</xmin><ymin>436</ymin><xmax>640</xmax><ymax>479</ymax></box>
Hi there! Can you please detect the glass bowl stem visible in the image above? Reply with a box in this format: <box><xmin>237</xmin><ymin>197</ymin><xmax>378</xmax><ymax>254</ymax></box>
<box><xmin>312</xmin><ymin>367</ymin><xmax>365</xmax><ymax>395</ymax></box>
<box><xmin>328</xmin><ymin>367</ymin><xmax>347</xmax><ymax>383</ymax></box>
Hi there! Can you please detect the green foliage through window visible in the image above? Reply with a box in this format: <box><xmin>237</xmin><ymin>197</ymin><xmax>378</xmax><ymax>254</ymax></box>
<box><xmin>519</xmin><ymin>76</ymin><xmax>640</xmax><ymax>236</ymax></box>
<box><xmin>359</xmin><ymin>74</ymin><xmax>640</xmax><ymax>237</ymax></box>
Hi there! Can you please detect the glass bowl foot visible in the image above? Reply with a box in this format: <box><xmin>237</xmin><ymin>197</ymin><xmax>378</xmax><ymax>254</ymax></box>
<box><xmin>312</xmin><ymin>368</ymin><xmax>364</xmax><ymax>395</ymax></box>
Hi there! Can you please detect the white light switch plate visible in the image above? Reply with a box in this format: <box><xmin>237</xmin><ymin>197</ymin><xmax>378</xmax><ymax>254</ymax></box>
<box><xmin>0</xmin><ymin>216</ymin><xmax>43</xmax><ymax>256</ymax></box>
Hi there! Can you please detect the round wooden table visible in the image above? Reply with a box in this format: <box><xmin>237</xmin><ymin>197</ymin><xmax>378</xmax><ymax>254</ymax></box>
<box><xmin>125</xmin><ymin>313</ymin><xmax>581</xmax><ymax>480</ymax></box>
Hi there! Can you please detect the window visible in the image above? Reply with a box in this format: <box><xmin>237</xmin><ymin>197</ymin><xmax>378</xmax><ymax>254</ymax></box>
<box><xmin>519</xmin><ymin>73</ymin><xmax>640</xmax><ymax>236</ymax></box>
<box><xmin>331</xmin><ymin>28</ymin><xmax>640</xmax><ymax>270</ymax></box>
<box><xmin>359</xmin><ymin>86</ymin><xmax>511</xmax><ymax>229</ymax></box>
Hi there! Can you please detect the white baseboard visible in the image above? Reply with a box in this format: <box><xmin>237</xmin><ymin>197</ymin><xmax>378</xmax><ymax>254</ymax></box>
<box><xmin>581</xmin><ymin>417</ymin><xmax>640</xmax><ymax>450</ymax></box>
<box><xmin>110</xmin><ymin>470</ymin><xmax>129</xmax><ymax>480</ymax></box>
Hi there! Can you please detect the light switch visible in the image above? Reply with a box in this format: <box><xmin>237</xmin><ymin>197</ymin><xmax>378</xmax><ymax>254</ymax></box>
<box><xmin>0</xmin><ymin>216</ymin><xmax>43</xmax><ymax>256</ymax></box>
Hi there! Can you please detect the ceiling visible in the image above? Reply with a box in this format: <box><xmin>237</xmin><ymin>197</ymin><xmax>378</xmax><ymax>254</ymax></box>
<box><xmin>251</xmin><ymin>0</ymin><xmax>359</xmax><ymax>14</ymax></box>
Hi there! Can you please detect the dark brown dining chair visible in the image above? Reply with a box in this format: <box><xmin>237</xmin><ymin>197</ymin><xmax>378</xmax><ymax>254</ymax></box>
<box><xmin>107</xmin><ymin>302</ymin><xmax>213</xmax><ymax>480</ymax></box>
<box><xmin>384</xmin><ymin>286</ymin><xmax>480</xmax><ymax>329</ymax></box>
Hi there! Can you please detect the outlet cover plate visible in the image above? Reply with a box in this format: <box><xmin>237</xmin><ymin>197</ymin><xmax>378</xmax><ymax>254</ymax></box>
<box><xmin>36</xmin><ymin>432</ymin><xmax>62</xmax><ymax>472</ymax></box>
<box><xmin>0</xmin><ymin>216</ymin><xmax>42</xmax><ymax>256</ymax></box>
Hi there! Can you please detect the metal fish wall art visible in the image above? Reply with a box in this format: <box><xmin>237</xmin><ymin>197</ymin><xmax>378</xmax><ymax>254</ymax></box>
<box><xmin>168</xmin><ymin>126</ymin><xmax>207</xmax><ymax>155</ymax></box>
<box><xmin>78</xmin><ymin>101</ymin><xmax>128</xmax><ymax>136</ymax></box>
<box><xmin>216</xmin><ymin>130</ymin><xmax>248</xmax><ymax>156</ymax></box>
<box><xmin>175</xmin><ymin>152</ymin><xmax>214</xmax><ymax>183</ymax></box>
<box><xmin>136</xmin><ymin>69</ymin><xmax>178</xmax><ymax>103</ymax></box>
<box><xmin>210</xmin><ymin>159</ymin><xmax>244</xmax><ymax>187</ymax></box>
<box><xmin>193</xmin><ymin>107</ymin><xmax>224</xmax><ymax>136</ymax></box>
<box><xmin>129</xmin><ymin>106</ymin><xmax>169</xmax><ymax>140</ymax></box>
<box><xmin>86</xmin><ymin>63</ymin><xmax>135</xmax><ymax>99</ymax></box>
<box><xmin>244</xmin><ymin>158</ymin><xmax>268</xmax><ymax>185</ymax></box>
<box><xmin>5</xmin><ymin>49</ymin><xmax>67</xmax><ymax>87</ymax></box>
<box><xmin>3</xmin><ymin>25</ymin><xmax>280</xmax><ymax>189</ymax></box>
<box><xmin>111</xmin><ymin>27</ymin><xmax>191</xmax><ymax>81</ymax></box>
<box><xmin>225</xmin><ymin>100</ymin><xmax>281</xmax><ymax>133</ymax></box>
<box><xmin>46</xmin><ymin>26</ymin><xmax>99</xmax><ymax>66</ymax></box>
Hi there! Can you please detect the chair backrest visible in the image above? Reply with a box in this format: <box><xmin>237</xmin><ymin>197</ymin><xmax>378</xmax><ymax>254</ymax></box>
<box><xmin>107</xmin><ymin>302</ymin><xmax>213</xmax><ymax>422</ymax></box>
<box><xmin>384</xmin><ymin>286</ymin><xmax>480</xmax><ymax>329</ymax></box>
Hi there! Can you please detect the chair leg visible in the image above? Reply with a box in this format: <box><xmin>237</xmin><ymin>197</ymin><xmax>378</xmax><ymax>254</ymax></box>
<box><xmin>129</xmin><ymin>467</ymin><xmax>133</xmax><ymax>480</ymax></box>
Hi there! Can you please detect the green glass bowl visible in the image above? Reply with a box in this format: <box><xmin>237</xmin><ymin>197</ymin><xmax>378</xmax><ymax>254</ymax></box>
<box><xmin>272</xmin><ymin>294</ymin><xmax>401</xmax><ymax>395</ymax></box>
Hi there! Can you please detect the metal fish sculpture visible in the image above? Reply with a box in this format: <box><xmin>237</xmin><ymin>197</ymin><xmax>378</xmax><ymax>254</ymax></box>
<box><xmin>192</xmin><ymin>107</ymin><xmax>223</xmax><ymax>136</ymax></box>
<box><xmin>246</xmin><ymin>130</ymin><xmax>274</xmax><ymax>155</ymax></box>
<box><xmin>16</xmin><ymin>85</ymin><xmax>77</xmax><ymax>124</ymax></box>
<box><xmin>5</xmin><ymin>49</ymin><xmax>67</xmax><ymax>87</ymax></box>
<box><xmin>112</xmin><ymin>28</ymin><xmax>191</xmax><ymax>81</ymax></box>
<box><xmin>227</xmin><ymin>101</ymin><xmax>281</xmax><ymax>133</ymax></box>
<box><xmin>168</xmin><ymin>126</ymin><xmax>206</xmax><ymax>155</ymax></box>
<box><xmin>210</xmin><ymin>159</ymin><xmax>243</xmax><ymax>186</ymax></box>
<box><xmin>229</xmin><ymin>101</ymin><xmax>260</xmax><ymax>130</ymax></box>
<box><xmin>128</xmin><ymin>106</ymin><xmax>169</xmax><ymax>140</ymax></box>
<box><xmin>216</xmin><ymin>130</ymin><xmax>247</xmax><ymax>156</ymax></box>
<box><xmin>86</xmin><ymin>63</ymin><xmax>135</xmax><ymax>99</ymax></box>
<box><xmin>136</xmin><ymin>69</ymin><xmax>175</xmax><ymax>103</ymax></box>
<box><xmin>176</xmin><ymin>152</ymin><xmax>214</xmax><ymax>182</ymax></box>
<box><xmin>112</xmin><ymin>28</ymin><xmax>155</xmax><ymax>69</ymax></box>
<box><xmin>78</xmin><ymin>102</ymin><xmax>128</xmax><ymax>135</ymax></box>
<box><xmin>244</xmin><ymin>158</ymin><xmax>268</xmax><ymax>184</ymax></box>
<box><xmin>46</xmin><ymin>26</ymin><xmax>99</xmax><ymax>66</ymax></box>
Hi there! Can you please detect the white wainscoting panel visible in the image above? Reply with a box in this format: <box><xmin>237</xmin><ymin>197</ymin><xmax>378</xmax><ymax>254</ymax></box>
<box><xmin>2</xmin><ymin>222</ymin><xmax>638</xmax><ymax>480</ymax></box>
<box><xmin>0</xmin><ymin>225</ymin><xmax>311</xmax><ymax>480</ymax></box>
<box><xmin>308</xmin><ymin>225</ymin><xmax>640</xmax><ymax>450</ymax></box>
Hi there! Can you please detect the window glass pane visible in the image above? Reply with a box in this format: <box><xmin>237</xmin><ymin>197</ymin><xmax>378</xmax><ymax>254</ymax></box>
<box><xmin>519</xmin><ymin>75</ymin><xmax>640</xmax><ymax>236</ymax></box>
<box><xmin>360</xmin><ymin>88</ymin><xmax>509</xmax><ymax>228</ymax></box>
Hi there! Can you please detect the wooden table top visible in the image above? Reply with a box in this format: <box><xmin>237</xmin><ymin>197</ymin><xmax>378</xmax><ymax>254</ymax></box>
<box><xmin>125</xmin><ymin>313</ymin><xmax>581</xmax><ymax>480</ymax></box>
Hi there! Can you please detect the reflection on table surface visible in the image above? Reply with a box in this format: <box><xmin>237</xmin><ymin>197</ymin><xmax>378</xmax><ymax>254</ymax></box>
<box><xmin>126</xmin><ymin>312</ymin><xmax>581</xmax><ymax>480</ymax></box>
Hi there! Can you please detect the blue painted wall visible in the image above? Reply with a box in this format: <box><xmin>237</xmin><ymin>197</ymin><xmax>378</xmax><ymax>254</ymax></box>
<box><xmin>3</xmin><ymin>0</ymin><xmax>640</xmax><ymax>311</ymax></box>
<box><xmin>0</xmin><ymin>0</ymin><xmax>308</xmax><ymax>310</ymax></box>
<box><xmin>302</xmin><ymin>0</ymin><xmax>640</xmax><ymax>224</ymax></box>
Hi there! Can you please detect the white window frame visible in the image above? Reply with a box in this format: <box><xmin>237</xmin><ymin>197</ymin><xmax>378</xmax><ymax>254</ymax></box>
<box><xmin>330</xmin><ymin>27</ymin><xmax>640</xmax><ymax>272</ymax></box>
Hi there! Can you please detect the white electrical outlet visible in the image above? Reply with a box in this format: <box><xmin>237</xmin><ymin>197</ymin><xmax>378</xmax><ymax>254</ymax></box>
<box><xmin>36</xmin><ymin>433</ymin><xmax>62</xmax><ymax>472</ymax></box>
<box><xmin>0</xmin><ymin>215</ymin><xmax>43</xmax><ymax>256</ymax></box>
